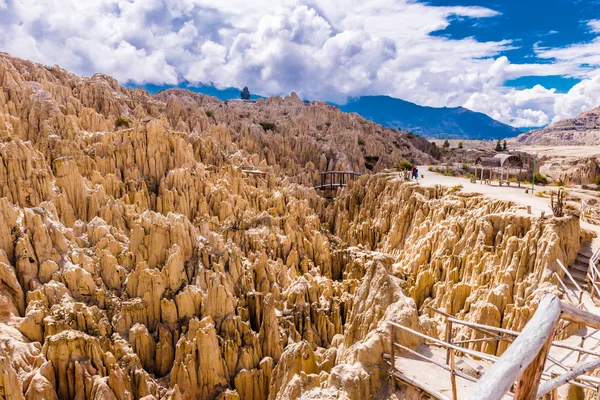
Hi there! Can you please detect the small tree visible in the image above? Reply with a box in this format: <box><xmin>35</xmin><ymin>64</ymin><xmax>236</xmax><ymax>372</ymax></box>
<box><xmin>502</xmin><ymin>140</ymin><xmax>507</xmax><ymax>151</ymax></box>
<box><xmin>443</xmin><ymin>139</ymin><xmax>450</xmax><ymax>149</ymax></box>
<box><xmin>495</xmin><ymin>140</ymin><xmax>503</xmax><ymax>152</ymax></box>
<box><xmin>241</xmin><ymin>86</ymin><xmax>251</xmax><ymax>100</ymax></box>
<box><xmin>457</xmin><ymin>141</ymin><xmax>463</xmax><ymax>149</ymax></box>
<box><xmin>550</xmin><ymin>190</ymin><xmax>566</xmax><ymax>217</ymax></box>
<box><xmin>397</xmin><ymin>160</ymin><xmax>413</xmax><ymax>171</ymax></box>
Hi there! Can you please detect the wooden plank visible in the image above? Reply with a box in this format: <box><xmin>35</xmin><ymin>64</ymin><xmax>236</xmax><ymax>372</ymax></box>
<box><xmin>537</xmin><ymin>357</ymin><xmax>600</xmax><ymax>398</ymax></box>
<box><xmin>513</xmin><ymin>325</ymin><xmax>555</xmax><ymax>400</ymax></box>
<box><xmin>560</xmin><ymin>301</ymin><xmax>600</xmax><ymax>330</ymax></box>
<box><xmin>545</xmin><ymin>355</ymin><xmax>600</xmax><ymax>388</ymax></box>
<box><xmin>466</xmin><ymin>294</ymin><xmax>562</xmax><ymax>400</ymax></box>
<box><xmin>393</xmin><ymin>370</ymin><xmax>451</xmax><ymax>400</ymax></box>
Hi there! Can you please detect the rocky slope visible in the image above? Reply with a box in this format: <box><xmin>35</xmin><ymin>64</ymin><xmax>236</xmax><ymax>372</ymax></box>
<box><xmin>0</xmin><ymin>52</ymin><xmax>585</xmax><ymax>400</ymax></box>
<box><xmin>515</xmin><ymin>106</ymin><xmax>600</xmax><ymax>145</ymax></box>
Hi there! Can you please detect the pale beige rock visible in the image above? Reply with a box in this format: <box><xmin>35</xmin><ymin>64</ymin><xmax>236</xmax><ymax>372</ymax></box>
<box><xmin>0</xmin><ymin>52</ymin><xmax>585</xmax><ymax>400</ymax></box>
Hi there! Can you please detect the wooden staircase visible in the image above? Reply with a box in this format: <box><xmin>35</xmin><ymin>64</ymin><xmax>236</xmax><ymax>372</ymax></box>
<box><xmin>559</xmin><ymin>241</ymin><xmax>600</xmax><ymax>304</ymax></box>
<box><xmin>564</xmin><ymin>252</ymin><xmax>592</xmax><ymax>291</ymax></box>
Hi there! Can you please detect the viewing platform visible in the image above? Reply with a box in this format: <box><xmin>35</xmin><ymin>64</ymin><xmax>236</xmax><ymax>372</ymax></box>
<box><xmin>314</xmin><ymin>171</ymin><xmax>362</xmax><ymax>191</ymax></box>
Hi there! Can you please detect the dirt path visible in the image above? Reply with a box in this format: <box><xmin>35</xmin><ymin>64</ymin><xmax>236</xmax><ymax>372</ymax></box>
<box><xmin>418</xmin><ymin>166</ymin><xmax>600</xmax><ymax>246</ymax></box>
<box><xmin>418</xmin><ymin>166</ymin><xmax>551</xmax><ymax>216</ymax></box>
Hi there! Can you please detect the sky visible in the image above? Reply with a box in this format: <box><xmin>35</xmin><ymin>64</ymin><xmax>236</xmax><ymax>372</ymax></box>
<box><xmin>1</xmin><ymin>0</ymin><xmax>600</xmax><ymax>128</ymax></box>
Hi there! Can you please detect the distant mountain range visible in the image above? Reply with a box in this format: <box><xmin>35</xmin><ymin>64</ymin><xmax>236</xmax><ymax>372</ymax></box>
<box><xmin>338</xmin><ymin>96</ymin><xmax>522</xmax><ymax>140</ymax></box>
<box><xmin>132</xmin><ymin>83</ymin><xmax>524</xmax><ymax>140</ymax></box>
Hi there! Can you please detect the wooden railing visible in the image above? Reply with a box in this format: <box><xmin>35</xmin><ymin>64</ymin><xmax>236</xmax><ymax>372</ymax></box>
<box><xmin>314</xmin><ymin>171</ymin><xmax>362</xmax><ymax>191</ymax></box>
<box><xmin>389</xmin><ymin>295</ymin><xmax>600</xmax><ymax>400</ymax></box>
<box><xmin>589</xmin><ymin>247</ymin><xmax>600</xmax><ymax>301</ymax></box>
<box><xmin>582</xmin><ymin>199</ymin><xmax>600</xmax><ymax>224</ymax></box>
<box><xmin>467</xmin><ymin>295</ymin><xmax>600</xmax><ymax>400</ymax></box>
<box><xmin>556</xmin><ymin>259</ymin><xmax>584</xmax><ymax>305</ymax></box>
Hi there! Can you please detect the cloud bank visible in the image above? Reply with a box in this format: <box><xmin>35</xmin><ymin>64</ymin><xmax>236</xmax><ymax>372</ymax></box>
<box><xmin>1</xmin><ymin>0</ymin><xmax>600</xmax><ymax>127</ymax></box>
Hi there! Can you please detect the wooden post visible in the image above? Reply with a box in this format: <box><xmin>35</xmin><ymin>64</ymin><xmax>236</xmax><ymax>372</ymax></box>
<box><xmin>577</xmin><ymin>336</ymin><xmax>585</xmax><ymax>363</ymax></box>
<box><xmin>390</xmin><ymin>323</ymin><xmax>396</xmax><ymax>391</ymax></box>
<box><xmin>514</xmin><ymin>327</ymin><xmax>555</xmax><ymax>400</ymax></box>
<box><xmin>591</xmin><ymin>264</ymin><xmax>596</xmax><ymax>302</ymax></box>
<box><xmin>450</xmin><ymin>348</ymin><xmax>458</xmax><ymax>400</ymax></box>
<box><xmin>550</xmin><ymin>373</ymin><xmax>558</xmax><ymax>400</ymax></box>
<box><xmin>445</xmin><ymin>319</ymin><xmax>453</xmax><ymax>364</ymax></box>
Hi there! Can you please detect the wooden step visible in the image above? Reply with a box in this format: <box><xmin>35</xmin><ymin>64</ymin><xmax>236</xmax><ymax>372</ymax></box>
<box><xmin>576</xmin><ymin>254</ymin><xmax>592</xmax><ymax>264</ymax></box>
<box><xmin>569</xmin><ymin>262</ymin><xmax>589</xmax><ymax>274</ymax></box>
<box><xmin>564</xmin><ymin>279</ymin><xmax>589</xmax><ymax>292</ymax></box>
<box><xmin>569</xmin><ymin>267</ymin><xmax>587</xmax><ymax>280</ymax></box>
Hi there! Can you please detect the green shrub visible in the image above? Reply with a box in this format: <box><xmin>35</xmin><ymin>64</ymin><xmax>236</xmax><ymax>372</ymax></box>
<box><xmin>443</xmin><ymin>139</ymin><xmax>450</xmax><ymax>149</ymax></box>
<box><xmin>115</xmin><ymin>117</ymin><xmax>131</xmax><ymax>128</ymax></box>
<box><xmin>259</xmin><ymin>122</ymin><xmax>276</xmax><ymax>131</ymax></box>
<box><xmin>556</xmin><ymin>179</ymin><xmax>565</xmax><ymax>187</ymax></box>
<box><xmin>449</xmin><ymin>184</ymin><xmax>463</xmax><ymax>194</ymax></box>
<box><xmin>205</xmin><ymin>111</ymin><xmax>214</xmax><ymax>118</ymax></box>
<box><xmin>407</xmin><ymin>132</ymin><xmax>414</xmax><ymax>138</ymax></box>
<box><xmin>533</xmin><ymin>173</ymin><xmax>548</xmax><ymax>185</ymax></box>
<box><xmin>595</xmin><ymin>175</ymin><xmax>600</xmax><ymax>185</ymax></box>
<box><xmin>458</xmin><ymin>141</ymin><xmax>463</xmax><ymax>149</ymax></box>
<box><xmin>397</xmin><ymin>160</ymin><xmax>413</xmax><ymax>171</ymax></box>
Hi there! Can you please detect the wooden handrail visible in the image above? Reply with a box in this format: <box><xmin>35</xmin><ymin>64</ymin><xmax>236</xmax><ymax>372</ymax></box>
<box><xmin>556</xmin><ymin>259</ymin><xmax>583</xmax><ymax>294</ymax></box>
<box><xmin>553</xmin><ymin>271</ymin><xmax>582</xmax><ymax>306</ymax></box>
<box><xmin>537</xmin><ymin>358</ymin><xmax>600</xmax><ymax>398</ymax></box>
<box><xmin>589</xmin><ymin>247</ymin><xmax>600</xmax><ymax>301</ymax></box>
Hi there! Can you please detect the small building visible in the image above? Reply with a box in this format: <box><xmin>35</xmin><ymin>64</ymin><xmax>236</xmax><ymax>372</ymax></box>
<box><xmin>474</xmin><ymin>154</ymin><xmax>525</xmax><ymax>186</ymax></box>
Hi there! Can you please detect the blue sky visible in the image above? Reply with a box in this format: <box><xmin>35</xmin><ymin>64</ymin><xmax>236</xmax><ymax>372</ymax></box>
<box><xmin>1</xmin><ymin>0</ymin><xmax>600</xmax><ymax>127</ymax></box>
<box><xmin>428</xmin><ymin>0</ymin><xmax>598</xmax><ymax>92</ymax></box>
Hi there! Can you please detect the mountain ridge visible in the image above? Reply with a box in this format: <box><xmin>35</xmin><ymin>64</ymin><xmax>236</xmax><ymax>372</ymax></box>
<box><xmin>338</xmin><ymin>95</ymin><xmax>522</xmax><ymax>140</ymax></box>
<box><xmin>515</xmin><ymin>105</ymin><xmax>600</xmax><ymax>145</ymax></box>
<box><xmin>132</xmin><ymin>83</ymin><xmax>523</xmax><ymax>140</ymax></box>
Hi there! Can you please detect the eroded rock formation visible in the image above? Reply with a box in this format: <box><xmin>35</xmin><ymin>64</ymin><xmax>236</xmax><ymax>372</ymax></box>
<box><xmin>0</xmin><ymin>53</ymin><xmax>583</xmax><ymax>400</ymax></box>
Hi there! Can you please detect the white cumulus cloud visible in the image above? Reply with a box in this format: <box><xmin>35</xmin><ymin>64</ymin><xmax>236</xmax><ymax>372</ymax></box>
<box><xmin>0</xmin><ymin>0</ymin><xmax>599</xmax><ymax>127</ymax></box>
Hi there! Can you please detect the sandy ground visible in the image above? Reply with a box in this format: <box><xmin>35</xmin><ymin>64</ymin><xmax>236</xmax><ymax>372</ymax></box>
<box><xmin>512</xmin><ymin>145</ymin><xmax>600</xmax><ymax>157</ymax></box>
<box><xmin>418</xmin><ymin>166</ymin><xmax>600</xmax><ymax>247</ymax></box>
<box><xmin>418</xmin><ymin>166</ymin><xmax>550</xmax><ymax>216</ymax></box>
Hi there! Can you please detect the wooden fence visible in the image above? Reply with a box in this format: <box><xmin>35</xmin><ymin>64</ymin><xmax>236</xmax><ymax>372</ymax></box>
<box><xmin>389</xmin><ymin>295</ymin><xmax>600</xmax><ymax>400</ymax></box>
